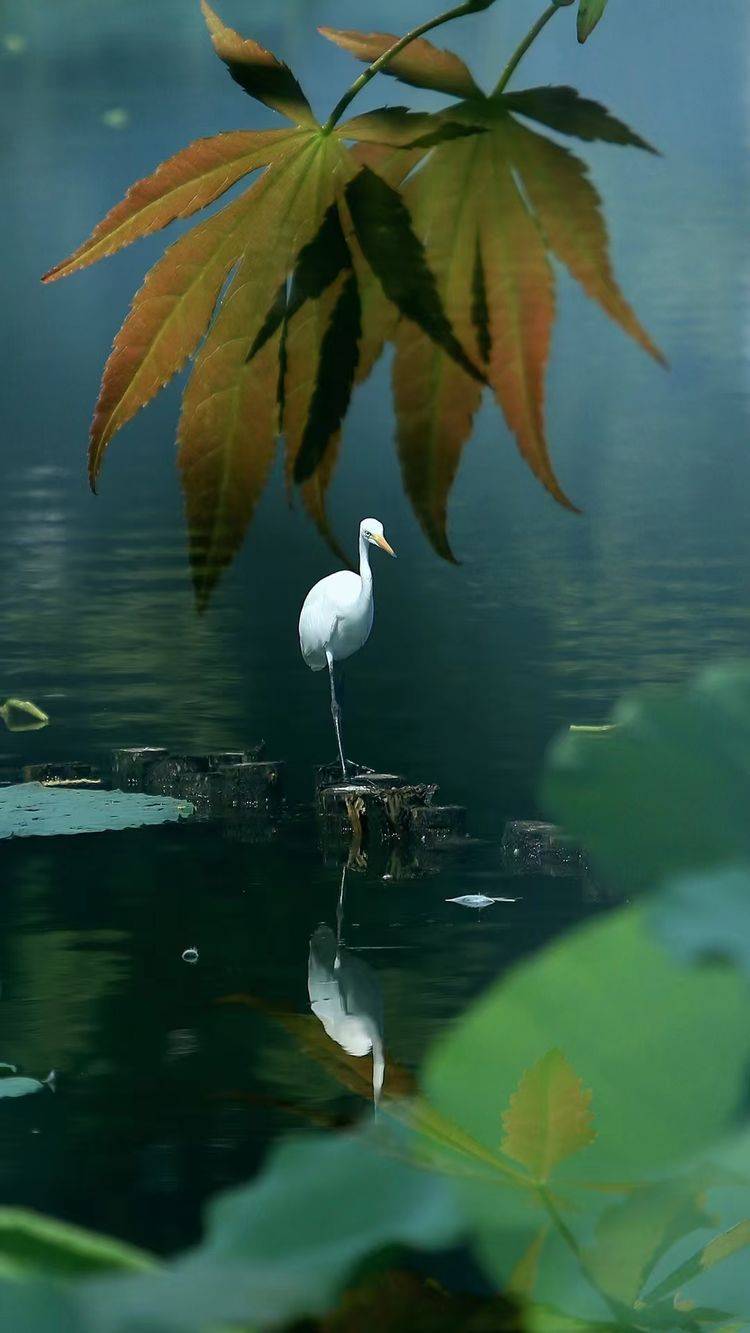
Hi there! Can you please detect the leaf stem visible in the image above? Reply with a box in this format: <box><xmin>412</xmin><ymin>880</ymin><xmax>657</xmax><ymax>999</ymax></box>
<box><xmin>491</xmin><ymin>1</ymin><xmax>566</xmax><ymax>97</ymax></box>
<box><xmin>322</xmin><ymin>0</ymin><xmax>493</xmax><ymax>134</ymax></box>
<box><xmin>538</xmin><ymin>1185</ymin><xmax>640</xmax><ymax>1327</ymax></box>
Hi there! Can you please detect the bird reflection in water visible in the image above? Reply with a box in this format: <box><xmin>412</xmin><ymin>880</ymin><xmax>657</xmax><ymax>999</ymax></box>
<box><xmin>307</xmin><ymin>863</ymin><xmax>385</xmax><ymax>1109</ymax></box>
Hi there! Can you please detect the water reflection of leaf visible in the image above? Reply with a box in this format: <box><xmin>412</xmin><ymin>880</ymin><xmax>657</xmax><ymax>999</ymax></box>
<box><xmin>218</xmin><ymin>992</ymin><xmax>414</xmax><ymax>1107</ymax></box>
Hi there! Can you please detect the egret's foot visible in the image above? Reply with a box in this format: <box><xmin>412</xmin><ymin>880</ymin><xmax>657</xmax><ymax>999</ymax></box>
<box><xmin>328</xmin><ymin>758</ymin><xmax>375</xmax><ymax>782</ymax></box>
<box><xmin>343</xmin><ymin>759</ymin><xmax>376</xmax><ymax>781</ymax></box>
<box><xmin>317</xmin><ymin>758</ymin><xmax>377</xmax><ymax>788</ymax></box>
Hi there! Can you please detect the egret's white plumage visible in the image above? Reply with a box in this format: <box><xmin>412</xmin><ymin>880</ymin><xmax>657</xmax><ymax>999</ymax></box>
<box><xmin>299</xmin><ymin>518</ymin><xmax>395</xmax><ymax>775</ymax></box>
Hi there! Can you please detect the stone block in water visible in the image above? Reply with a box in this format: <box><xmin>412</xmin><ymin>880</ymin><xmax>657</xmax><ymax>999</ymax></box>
<box><xmin>501</xmin><ymin>820</ymin><xmax>586</xmax><ymax>877</ymax></box>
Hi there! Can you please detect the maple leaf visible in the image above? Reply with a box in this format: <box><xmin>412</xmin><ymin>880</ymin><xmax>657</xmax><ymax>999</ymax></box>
<box><xmin>500</xmin><ymin>1048</ymin><xmax>596</xmax><ymax>1183</ymax></box>
<box><xmin>44</xmin><ymin>2</ymin><xmax>663</xmax><ymax>600</ymax></box>
<box><xmin>321</xmin><ymin>28</ymin><xmax>665</xmax><ymax>558</ymax></box>
<box><xmin>42</xmin><ymin>4</ymin><xmax>482</xmax><ymax>605</ymax></box>
<box><xmin>577</xmin><ymin>0</ymin><xmax>610</xmax><ymax>44</ymax></box>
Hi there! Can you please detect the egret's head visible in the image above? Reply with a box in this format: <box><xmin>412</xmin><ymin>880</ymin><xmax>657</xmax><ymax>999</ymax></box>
<box><xmin>360</xmin><ymin>518</ymin><xmax>395</xmax><ymax>558</ymax></box>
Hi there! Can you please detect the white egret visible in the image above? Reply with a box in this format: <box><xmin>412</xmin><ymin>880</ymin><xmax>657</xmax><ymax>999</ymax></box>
<box><xmin>299</xmin><ymin>518</ymin><xmax>395</xmax><ymax>778</ymax></box>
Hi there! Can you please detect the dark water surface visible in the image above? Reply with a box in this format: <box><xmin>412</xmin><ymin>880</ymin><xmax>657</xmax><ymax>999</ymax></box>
<box><xmin>1</xmin><ymin>0</ymin><xmax>749</xmax><ymax>1252</ymax></box>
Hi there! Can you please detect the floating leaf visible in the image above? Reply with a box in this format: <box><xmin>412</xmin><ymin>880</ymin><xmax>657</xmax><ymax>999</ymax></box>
<box><xmin>577</xmin><ymin>0</ymin><xmax>609</xmax><ymax>43</ymax></box>
<box><xmin>0</xmin><ymin>782</ymin><xmax>192</xmax><ymax>839</ymax></box>
<box><xmin>0</xmin><ymin>1209</ymin><xmax>156</xmax><ymax>1279</ymax></box>
<box><xmin>201</xmin><ymin>1</ymin><xmax>315</xmax><ymax>126</ymax></box>
<box><xmin>0</xmin><ymin>699</ymin><xmax>49</xmax><ymax>732</ymax></box>
<box><xmin>0</xmin><ymin>1072</ymin><xmax>53</xmax><ymax>1100</ymax></box>
<box><xmin>500</xmin><ymin>86</ymin><xmax>656</xmax><ymax>153</ymax></box>
<box><xmin>501</xmin><ymin>1049</ymin><xmax>595</xmax><ymax>1183</ymax></box>
<box><xmin>319</xmin><ymin>26</ymin><xmax>481</xmax><ymax>99</ymax></box>
<box><xmin>42</xmin><ymin>129</ymin><xmax>297</xmax><ymax>282</ymax></box>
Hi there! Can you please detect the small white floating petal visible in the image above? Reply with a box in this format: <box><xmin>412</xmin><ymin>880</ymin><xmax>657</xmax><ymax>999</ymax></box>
<box><xmin>181</xmin><ymin>947</ymin><xmax>199</xmax><ymax>964</ymax></box>
<box><xmin>445</xmin><ymin>894</ymin><xmax>518</xmax><ymax>909</ymax></box>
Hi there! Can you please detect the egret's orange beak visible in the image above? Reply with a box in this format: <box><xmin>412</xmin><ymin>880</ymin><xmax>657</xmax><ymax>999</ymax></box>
<box><xmin>373</xmin><ymin>533</ymin><xmax>396</xmax><ymax>557</ymax></box>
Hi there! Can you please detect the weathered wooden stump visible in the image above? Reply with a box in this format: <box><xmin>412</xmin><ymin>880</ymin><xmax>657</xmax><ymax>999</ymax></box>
<box><xmin>110</xmin><ymin>747</ymin><xmax>283</xmax><ymax>818</ymax></box>
<box><xmin>316</xmin><ymin>765</ymin><xmax>466</xmax><ymax>851</ymax></box>
<box><xmin>408</xmin><ymin>804</ymin><xmax>467</xmax><ymax>843</ymax></box>
<box><xmin>501</xmin><ymin>820</ymin><xmax>587</xmax><ymax>877</ymax></box>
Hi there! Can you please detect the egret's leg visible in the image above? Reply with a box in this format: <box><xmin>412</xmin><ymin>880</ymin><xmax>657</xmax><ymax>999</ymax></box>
<box><xmin>326</xmin><ymin>651</ymin><xmax>347</xmax><ymax>779</ymax></box>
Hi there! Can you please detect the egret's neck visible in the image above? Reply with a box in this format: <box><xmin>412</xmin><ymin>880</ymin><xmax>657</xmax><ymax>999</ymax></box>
<box><xmin>359</xmin><ymin>532</ymin><xmax>373</xmax><ymax>587</ymax></box>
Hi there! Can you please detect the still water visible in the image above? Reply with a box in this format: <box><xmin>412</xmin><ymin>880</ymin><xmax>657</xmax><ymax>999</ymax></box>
<box><xmin>1</xmin><ymin>0</ymin><xmax>749</xmax><ymax>1254</ymax></box>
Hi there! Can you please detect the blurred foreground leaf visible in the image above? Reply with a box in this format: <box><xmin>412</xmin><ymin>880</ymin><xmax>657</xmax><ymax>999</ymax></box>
<box><xmin>501</xmin><ymin>1050</ymin><xmax>596</xmax><ymax>1183</ymax></box>
<box><xmin>0</xmin><ymin>1210</ymin><xmax>155</xmax><ymax>1280</ymax></box>
<box><xmin>543</xmin><ymin>662</ymin><xmax>750</xmax><ymax>892</ymax></box>
<box><xmin>0</xmin><ymin>1127</ymin><xmax>462</xmax><ymax>1333</ymax></box>
<box><xmin>424</xmin><ymin>903</ymin><xmax>750</xmax><ymax>1302</ymax></box>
